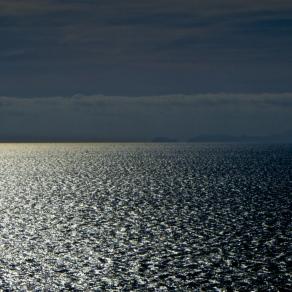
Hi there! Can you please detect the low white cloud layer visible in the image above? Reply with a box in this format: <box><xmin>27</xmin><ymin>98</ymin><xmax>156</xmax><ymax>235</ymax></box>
<box><xmin>0</xmin><ymin>93</ymin><xmax>291</xmax><ymax>141</ymax></box>
<box><xmin>1</xmin><ymin>92</ymin><xmax>292</xmax><ymax>108</ymax></box>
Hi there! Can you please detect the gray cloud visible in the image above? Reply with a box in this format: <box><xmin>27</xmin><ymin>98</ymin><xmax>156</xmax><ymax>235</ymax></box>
<box><xmin>0</xmin><ymin>0</ymin><xmax>290</xmax><ymax>16</ymax></box>
<box><xmin>1</xmin><ymin>93</ymin><xmax>292</xmax><ymax>109</ymax></box>
<box><xmin>0</xmin><ymin>0</ymin><xmax>80</xmax><ymax>15</ymax></box>
<box><xmin>0</xmin><ymin>0</ymin><xmax>292</xmax><ymax>97</ymax></box>
<box><xmin>0</xmin><ymin>93</ymin><xmax>291</xmax><ymax>141</ymax></box>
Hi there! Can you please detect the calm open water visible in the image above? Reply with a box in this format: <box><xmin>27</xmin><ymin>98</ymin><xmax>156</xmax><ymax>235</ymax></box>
<box><xmin>0</xmin><ymin>143</ymin><xmax>291</xmax><ymax>291</ymax></box>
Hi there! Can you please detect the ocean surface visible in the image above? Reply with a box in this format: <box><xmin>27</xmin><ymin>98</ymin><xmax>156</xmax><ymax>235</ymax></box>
<box><xmin>0</xmin><ymin>143</ymin><xmax>291</xmax><ymax>291</ymax></box>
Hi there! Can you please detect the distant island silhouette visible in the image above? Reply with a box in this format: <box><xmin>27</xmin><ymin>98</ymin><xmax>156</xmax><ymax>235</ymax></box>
<box><xmin>188</xmin><ymin>132</ymin><xmax>292</xmax><ymax>143</ymax></box>
<box><xmin>0</xmin><ymin>132</ymin><xmax>291</xmax><ymax>143</ymax></box>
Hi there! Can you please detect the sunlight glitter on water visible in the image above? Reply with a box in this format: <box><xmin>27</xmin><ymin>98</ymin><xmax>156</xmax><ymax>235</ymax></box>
<box><xmin>0</xmin><ymin>143</ymin><xmax>291</xmax><ymax>290</ymax></box>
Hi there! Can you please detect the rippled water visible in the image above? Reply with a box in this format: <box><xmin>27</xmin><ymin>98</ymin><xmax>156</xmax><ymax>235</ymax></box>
<box><xmin>0</xmin><ymin>143</ymin><xmax>291</xmax><ymax>291</ymax></box>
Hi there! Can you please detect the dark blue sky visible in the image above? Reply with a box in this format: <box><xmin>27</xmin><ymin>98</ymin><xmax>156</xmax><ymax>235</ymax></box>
<box><xmin>0</xmin><ymin>0</ymin><xmax>292</xmax><ymax>140</ymax></box>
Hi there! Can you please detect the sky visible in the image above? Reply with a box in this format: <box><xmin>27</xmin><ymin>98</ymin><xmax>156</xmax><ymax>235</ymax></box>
<box><xmin>0</xmin><ymin>0</ymin><xmax>292</xmax><ymax>141</ymax></box>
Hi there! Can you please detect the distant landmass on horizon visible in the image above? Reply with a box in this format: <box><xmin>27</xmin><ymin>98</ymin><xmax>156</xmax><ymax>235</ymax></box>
<box><xmin>0</xmin><ymin>132</ymin><xmax>291</xmax><ymax>143</ymax></box>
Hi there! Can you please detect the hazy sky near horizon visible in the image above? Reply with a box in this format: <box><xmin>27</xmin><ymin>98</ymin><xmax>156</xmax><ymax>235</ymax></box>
<box><xmin>1</xmin><ymin>0</ymin><xmax>292</xmax><ymax>140</ymax></box>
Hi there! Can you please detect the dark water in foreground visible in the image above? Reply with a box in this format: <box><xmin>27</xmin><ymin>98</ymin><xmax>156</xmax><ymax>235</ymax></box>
<box><xmin>0</xmin><ymin>143</ymin><xmax>291</xmax><ymax>291</ymax></box>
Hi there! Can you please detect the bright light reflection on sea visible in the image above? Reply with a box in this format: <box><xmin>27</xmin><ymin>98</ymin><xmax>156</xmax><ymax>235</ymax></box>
<box><xmin>0</xmin><ymin>143</ymin><xmax>291</xmax><ymax>290</ymax></box>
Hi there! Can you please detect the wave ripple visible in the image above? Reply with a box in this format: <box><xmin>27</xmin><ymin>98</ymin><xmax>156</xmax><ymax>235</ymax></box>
<box><xmin>0</xmin><ymin>143</ymin><xmax>291</xmax><ymax>291</ymax></box>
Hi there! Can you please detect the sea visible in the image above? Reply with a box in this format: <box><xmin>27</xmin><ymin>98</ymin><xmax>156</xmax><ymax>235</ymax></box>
<box><xmin>0</xmin><ymin>143</ymin><xmax>291</xmax><ymax>291</ymax></box>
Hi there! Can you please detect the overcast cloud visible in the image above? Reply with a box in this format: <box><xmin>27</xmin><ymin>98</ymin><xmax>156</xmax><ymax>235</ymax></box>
<box><xmin>1</xmin><ymin>93</ymin><xmax>291</xmax><ymax>141</ymax></box>
<box><xmin>0</xmin><ymin>1</ymin><xmax>291</xmax><ymax>140</ymax></box>
<box><xmin>0</xmin><ymin>0</ymin><xmax>292</xmax><ymax>97</ymax></box>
